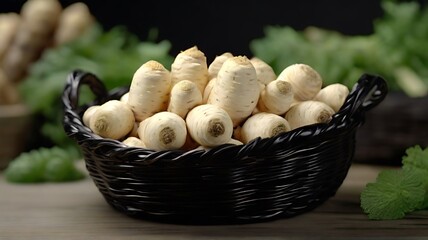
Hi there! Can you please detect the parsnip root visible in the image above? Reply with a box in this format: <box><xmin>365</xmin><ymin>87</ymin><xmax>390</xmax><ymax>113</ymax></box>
<box><xmin>1</xmin><ymin>0</ymin><xmax>62</xmax><ymax>83</ymax></box>
<box><xmin>128</xmin><ymin>60</ymin><xmax>171</xmax><ymax>121</ymax></box>
<box><xmin>167</xmin><ymin>80</ymin><xmax>202</xmax><ymax>118</ymax></box>
<box><xmin>208</xmin><ymin>52</ymin><xmax>233</xmax><ymax>80</ymax></box>
<box><xmin>89</xmin><ymin>100</ymin><xmax>135</xmax><ymax>140</ymax></box>
<box><xmin>170</xmin><ymin>46</ymin><xmax>208</xmax><ymax>94</ymax></box>
<box><xmin>122</xmin><ymin>136</ymin><xmax>146</xmax><ymax>148</ymax></box>
<box><xmin>0</xmin><ymin>13</ymin><xmax>21</xmax><ymax>61</ymax></box>
<box><xmin>54</xmin><ymin>2</ymin><xmax>94</xmax><ymax>46</ymax></box>
<box><xmin>207</xmin><ymin>56</ymin><xmax>260</xmax><ymax>127</ymax></box>
<box><xmin>277</xmin><ymin>63</ymin><xmax>323</xmax><ymax>101</ymax></box>
<box><xmin>138</xmin><ymin>111</ymin><xmax>187</xmax><ymax>151</ymax></box>
<box><xmin>313</xmin><ymin>83</ymin><xmax>349</xmax><ymax>112</ymax></box>
<box><xmin>241</xmin><ymin>112</ymin><xmax>291</xmax><ymax>143</ymax></box>
<box><xmin>186</xmin><ymin>104</ymin><xmax>233</xmax><ymax>147</ymax></box>
<box><xmin>285</xmin><ymin>100</ymin><xmax>335</xmax><ymax>130</ymax></box>
<box><xmin>250</xmin><ymin>57</ymin><xmax>277</xmax><ymax>85</ymax></box>
<box><xmin>257</xmin><ymin>79</ymin><xmax>294</xmax><ymax>115</ymax></box>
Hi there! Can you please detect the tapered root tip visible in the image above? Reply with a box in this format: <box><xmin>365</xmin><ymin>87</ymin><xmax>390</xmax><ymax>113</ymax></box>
<box><xmin>182</xmin><ymin>46</ymin><xmax>206</xmax><ymax>60</ymax></box>
<box><xmin>177</xmin><ymin>80</ymin><xmax>196</xmax><ymax>92</ymax></box>
<box><xmin>144</xmin><ymin>60</ymin><xmax>166</xmax><ymax>71</ymax></box>
<box><xmin>232</xmin><ymin>56</ymin><xmax>252</xmax><ymax>66</ymax></box>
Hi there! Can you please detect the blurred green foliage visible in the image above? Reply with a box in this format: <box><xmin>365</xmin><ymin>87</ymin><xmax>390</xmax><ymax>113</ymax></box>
<box><xmin>250</xmin><ymin>0</ymin><xmax>428</xmax><ymax>97</ymax></box>
<box><xmin>5</xmin><ymin>147</ymin><xmax>83</xmax><ymax>183</ymax></box>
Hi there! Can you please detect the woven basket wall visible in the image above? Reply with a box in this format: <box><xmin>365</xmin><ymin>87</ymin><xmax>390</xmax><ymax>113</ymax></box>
<box><xmin>62</xmin><ymin>70</ymin><xmax>387</xmax><ymax>224</ymax></box>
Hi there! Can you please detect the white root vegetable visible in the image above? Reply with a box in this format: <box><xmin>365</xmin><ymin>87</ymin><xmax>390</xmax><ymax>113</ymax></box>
<box><xmin>202</xmin><ymin>77</ymin><xmax>216</xmax><ymax>103</ymax></box>
<box><xmin>250</xmin><ymin>57</ymin><xmax>277</xmax><ymax>85</ymax></box>
<box><xmin>227</xmin><ymin>138</ymin><xmax>243</xmax><ymax>145</ymax></box>
<box><xmin>277</xmin><ymin>63</ymin><xmax>323</xmax><ymax>101</ymax></box>
<box><xmin>120</xmin><ymin>92</ymin><xmax>129</xmax><ymax>103</ymax></box>
<box><xmin>138</xmin><ymin>111</ymin><xmax>187</xmax><ymax>151</ymax></box>
<box><xmin>195</xmin><ymin>138</ymin><xmax>243</xmax><ymax>150</ymax></box>
<box><xmin>257</xmin><ymin>79</ymin><xmax>294</xmax><ymax>115</ymax></box>
<box><xmin>1</xmin><ymin>0</ymin><xmax>62</xmax><ymax>83</ymax></box>
<box><xmin>251</xmin><ymin>107</ymin><xmax>261</xmax><ymax>115</ymax></box>
<box><xmin>0</xmin><ymin>13</ymin><xmax>20</xmax><ymax>62</ymax></box>
<box><xmin>89</xmin><ymin>100</ymin><xmax>135</xmax><ymax>140</ymax></box>
<box><xmin>285</xmin><ymin>100</ymin><xmax>335</xmax><ymax>130</ymax></box>
<box><xmin>233</xmin><ymin>125</ymin><xmax>243</xmax><ymax>142</ymax></box>
<box><xmin>20</xmin><ymin>0</ymin><xmax>62</xmax><ymax>31</ymax></box>
<box><xmin>170</xmin><ymin>46</ymin><xmax>208</xmax><ymax>94</ymax></box>
<box><xmin>128</xmin><ymin>60</ymin><xmax>171</xmax><ymax>121</ymax></box>
<box><xmin>53</xmin><ymin>2</ymin><xmax>94</xmax><ymax>46</ymax></box>
<box><xmin>313</xmin><ymin>83</ymin><xmax>349</xmax><ymax>112</ymax></box>
<box><xmin>186</xmin><ymin>104</ymin><xmax>233</xmax><ymax>147</ymax></box>
<box><xmin>167</xmin><ymin>80</ymin><xmax>202</xmax><ymax>118</ymax></box>
<box><xmin>207</xmin><ymin>56</ymin><xmax>260</xmax><ymax>127</ymax></box>
<box><xmin>82</xmin><ymin>105</ymin><xmax>99</xmax><ymax>127</ymax></box>
<box><xmin>128</xmin><ymin>122</ymin><xmax>139</xmax><ymax>138</ymax></box>
<box><xmin>240</xmin><ymin>112</ymin><xmax>291</xmax><ymax>144</ymax></box>
<box><xmin>251</xmin><ymin>82</ymin><xmax>266</xmax><ymax>115</ymax></box>
<box><xmin>258</xmin><ymin>81</ymin><xmax>266</xmax><ymax>92</ymax></box>
<box><xmin>122</xmin><ymin>137</ymin><xmax>146</xmax><ymax>148</ymax></box>
<box><xmin>208</xmin><ymin>52</ymin><xmax>233</xmax><ymax>80</ymax></box>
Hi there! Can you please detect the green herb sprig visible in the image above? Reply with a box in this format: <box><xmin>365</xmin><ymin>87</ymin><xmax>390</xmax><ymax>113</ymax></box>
<box><xmin>360</xmin><ymin>145</ymin><xmax>428</xmax><ymax>220</ymax></box>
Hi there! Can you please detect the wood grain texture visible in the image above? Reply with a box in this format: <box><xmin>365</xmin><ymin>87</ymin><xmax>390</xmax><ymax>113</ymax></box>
<box><xmin>1</xmin><ymin>163</ymin><xmax>428</xmax><ymax>240</ymax></box>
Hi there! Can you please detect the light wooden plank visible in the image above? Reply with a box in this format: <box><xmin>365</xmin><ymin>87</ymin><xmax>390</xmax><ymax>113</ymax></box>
<box><xmin>1</xmin><ymin>163</ymin><xmax>427</xmax><ymax>239</ymax></box>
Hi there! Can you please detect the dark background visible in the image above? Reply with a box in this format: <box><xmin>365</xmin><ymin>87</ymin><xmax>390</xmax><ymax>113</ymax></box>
<box><xmin>1</xmin><ymin>0</ymin><xmax>426</xmax><ymax>62</ymax></box>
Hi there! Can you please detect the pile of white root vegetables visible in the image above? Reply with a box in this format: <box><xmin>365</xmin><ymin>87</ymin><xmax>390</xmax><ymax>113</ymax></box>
<box><xmin>83</xmin><ymin>46</ymin><xmax>350</xmax><ymax>151</ymax></box>
<box><xmin>0</xmin><ymin>0</ymin><xmax>94</xmax><ymax>105</ymax></box>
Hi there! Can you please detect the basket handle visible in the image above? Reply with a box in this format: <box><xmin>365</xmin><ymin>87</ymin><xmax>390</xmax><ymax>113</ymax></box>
<box><xmin>330</xmin><ymin>73</ymin><xmax>388</xmax><ymax>127</ymax></box>
<box><xmin>62</xmin><ymin>70</ymin><xmax>109</xmax><ymax>112</ymax></box>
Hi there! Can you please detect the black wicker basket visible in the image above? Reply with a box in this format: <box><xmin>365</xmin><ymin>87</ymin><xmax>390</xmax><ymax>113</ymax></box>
<box><xmin>62</xmin><ymin>70</ymin><xmax>387</xmax><ymax>224</ymax></box>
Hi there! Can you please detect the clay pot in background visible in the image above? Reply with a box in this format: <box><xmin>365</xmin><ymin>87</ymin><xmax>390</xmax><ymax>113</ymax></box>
<box><xmin>355</xmin><ymin>92</ymin><xmax>428</xmax><ymax>166</ymax></box>
<box><xmin>0</xmin><ymin>103</ymin><xmax>32</xmax><ymax>170</ymax></box>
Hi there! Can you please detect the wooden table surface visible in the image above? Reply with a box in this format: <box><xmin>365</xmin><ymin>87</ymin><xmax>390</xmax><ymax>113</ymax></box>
<box><xmin>1</xmin><ymin>162</ymin><xmax>428</xmax><ymax>240</ymax></box>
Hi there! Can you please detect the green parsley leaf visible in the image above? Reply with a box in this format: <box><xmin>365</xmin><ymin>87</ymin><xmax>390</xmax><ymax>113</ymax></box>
<box><xmin>402</xmin><ymin>145</ymin><xmax>428</xmax><ymax>209</ymax></box>
<box><xmin>360</xmin><ymin>168</ymin><xmax>426</xmax><ymax>220</ymax></box>
<box><xmin>5</xmin><ymin>147</ymin><xmax>85</xmax><ymax>183</ymax></box>
<box><xmin>402</xmin><ymin>166</ymin><xmax>428</xmax><ymax>210</ymax></box>
<box><xmin>402</xmin><ymin>145</ymin><xmax>428</xmax><ymax>171</ymax></box>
